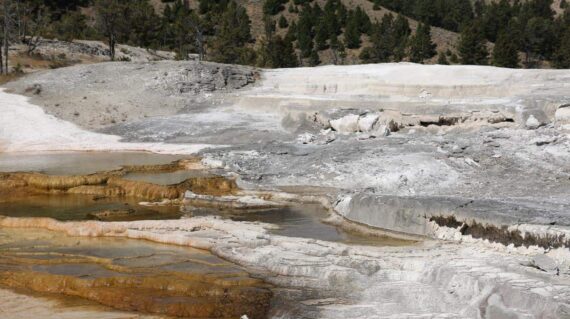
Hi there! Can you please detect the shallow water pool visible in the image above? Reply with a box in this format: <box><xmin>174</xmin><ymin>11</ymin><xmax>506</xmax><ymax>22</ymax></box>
<box><xmin>0</xmin><ymin>152</ymin><xmax>185</xmax><ymax>175</ymax></box>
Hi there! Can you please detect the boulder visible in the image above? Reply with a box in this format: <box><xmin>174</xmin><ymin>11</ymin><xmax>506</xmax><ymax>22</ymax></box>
<box><xmin>310</xmin><ymin>112</ymin><xmax>333</xmax><ymax>129</ymax></box>
<box><xmin>315</xmin><ymin>129</ymin><xmax>337</xmax><ymax>145</ymax></box>
<box><xmin>555</xmin><ymin>105</ymin><xmax>570</xmax><ymax>127</ymax></box>
<box><xmin>297</xmin><ymin>133</ymin><xmax>316</xmax><ymax>144</ymax></box>
<box><xmin>370</xmin><ymin>124</ymin><xmax>390</xmax><ymax>137</ymax></box>
<box><xmin>357</xmin><ymin>113</ymin><xmax>380</xmax><ymax>132</ymax></box>
<box><xmin>201</xmin><ymin>157</ymin><xmax>225</xmax><ymax>169</ymax></box>
<box><xmin>330</xmin><ymin>114</ymin><xmax>360</xmax><ymax>134</ymax></box>
<box><xmin>525</xmin><ymin>115</ymin><xmax>541</xmax><ymax>129</ymax></box>
<box><xmin>531</xmin><ymin>254</ymin><xmax>559</xmax><ymax>275</ymax></box>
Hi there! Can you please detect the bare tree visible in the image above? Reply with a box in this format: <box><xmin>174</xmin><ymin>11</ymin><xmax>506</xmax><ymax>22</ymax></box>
<box><xmin>94</xmin><ymin>0</ymin><xmax>124</xmax><ymax>61</ymax></box>
<box><xmin>3</xmin><ymin>0</ymin><xmax>11</xmax><ymax>74</ymax></box>
<box><xmin>23</xmin><ymin>5</ymin><xmax>49</xmax><ymax>56</ymax></box>
<box><xmin>188</xmin><ymin>14</ymin><xmax>205</xmax><ymax>61</ymax></box>
<box><xmin>173</xmin><ymin>10</ymin><xmax>205</xmax><ymax>61</ymax></box>
<box><xmin>0</xmin><ymin>37</ymin><xmax>3</xmax><ymax>74</ymax></box>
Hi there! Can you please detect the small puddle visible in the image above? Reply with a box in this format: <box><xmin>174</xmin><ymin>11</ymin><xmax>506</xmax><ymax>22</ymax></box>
<box><xmin>0</xmin><ymin>193</ymin><xmax>411</xmax><ymax>246</ymax></box>
<box><xmin>0</xmin><ymin>193</ymin><xmax>182</xmax><ymax>221</ymax></box>
<box><xmin>189</xmin><ymin>204</ymin><xmax>412</xmax><ymax>246</ymax></box>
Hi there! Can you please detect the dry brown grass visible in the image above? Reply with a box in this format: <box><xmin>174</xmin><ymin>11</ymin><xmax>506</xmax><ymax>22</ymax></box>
<box><xmin>0</xmin><ymin>73</ymin><xmax>22</xmax><ymax>85</ymax></box>
<box><xmin>12</xmin><ymin>51</ymin><xmax>80</xmax><ymax>72</ymax></box>
<box><xmin>10</xmin><ymin>53</ymin><xmax>53</xmax><ymax>69</ymax></box>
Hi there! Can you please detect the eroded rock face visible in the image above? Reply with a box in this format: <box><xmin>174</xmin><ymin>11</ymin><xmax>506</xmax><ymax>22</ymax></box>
<box><xmin>335</xmin><ymin>194</ymin><xmax>570</xmax><ymax>249</ymax></box>
<box><xmin>5</xmin><ymin>61</ymin><xmax>258</xmax><ymax>130</ymax></box>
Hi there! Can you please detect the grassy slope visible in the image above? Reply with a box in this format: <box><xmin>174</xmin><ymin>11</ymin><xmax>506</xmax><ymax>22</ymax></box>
<box><xmin>241</xmin><ymin>0</ymin><xmax>461</xmax><ymax>65</ymax></box>
<box><xmin>143</xmin><ymin>0</ymin><xmax>460</xmax><ymax>65</ymax></box>
<box><xmin>92</xmin><ymin>0</ymin><xmax>566</xmax><ymax>66</ymax></box>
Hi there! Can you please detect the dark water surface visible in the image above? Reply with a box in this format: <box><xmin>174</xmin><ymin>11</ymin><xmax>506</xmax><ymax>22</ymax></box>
<box><xmin>0</xmin><ymin>194</ymin><xmax>182</xmax><ymax>221</ymax></box>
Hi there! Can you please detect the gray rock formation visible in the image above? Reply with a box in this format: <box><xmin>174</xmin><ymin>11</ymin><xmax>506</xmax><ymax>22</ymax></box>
<box><xmin>6</xmin><ymin>61</ymin><xmax>257</xmax><ymax>130</ymax></box>
<box><xmin>2</xmin><ymin>61</ymin><xmax>570</xmax><ymax>319</ymax></box>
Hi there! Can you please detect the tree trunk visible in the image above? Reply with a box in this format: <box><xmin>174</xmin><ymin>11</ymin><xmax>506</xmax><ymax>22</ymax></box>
<box><xmin>15</xmin><ymin>0</ymin><xmax>20</xmax><ymax>38</ymax></box>
<box><xmin>0</xmin><ymin>42</ymin><xmax>3</xmax><ymax>75</ymax></box>
<box><xmin>331</xmin><ymin>49</ymin><xmax>338</xmax><ymax>65</ymax></box>
<box><xmin>196</xmin><ymin>31</ymin><xmax>204</xmax><ymax>61</ymax></box>
<box><xmin>3</xmin><ymin>0</ymin><xmax>9</xmax><ymax>74</ymax></box>
<box><xmin>109</xmin><ymin>33</ymin><xmax>115</xmax><ymax>61</ymax></box>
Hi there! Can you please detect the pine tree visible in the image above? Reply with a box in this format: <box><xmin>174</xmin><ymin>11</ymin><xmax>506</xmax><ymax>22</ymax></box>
<box><xmin>263</xmin><ymin>0</ymin><xmax>287</xmax><ymax>15</ymax></box>
<box><xmin>296</xmin><ymin>7</ymin><xmax>314</xmax><ymax>57</ymax></box>
<box><xmin>208</xmin><ymin>2</ymin><xmax>255</xmax><ymax>65</ymax></box>
<box><xmin>53</xmin><ymin>11</ymin><xmax>90</xmax><ymax>42</ymax></box>
<box><xmin>473</xmin><ymin>0</ymin><xmax>484</xmax><ymax>18</ymax></box>
<box><xmin>408</xmin><ymin>22</ymin><xmax>436</xmax><ymax>63</ymax></box>
<box><xmin>278</xmin><ymin>15</ymin><xmax>288</xmax><ymax>28</ymax></box>
<box><xmin>450</xmin><ymin>53</ymin><xmax>459</xmax><ymax>63</ymax></box>
<box><xmin>337</xmin><ymin>2</ymin><xmax>348</xmax><ymax>26</ymax></box>
<box><xmin>437</xmin><ymin>51</ymin><xmax>449</xmax><ymax>64</ymax></box>
<box><xmin>492</xmin><ymin>30</ymin><xmax>519</xmax><ymax>68</ymax></box>
<box><xmin>330</xmin><ymin>34</ymin><xmax>344</xmax><ymax>64</ymax></box>
<box><xmin>285</xmin><ymin>20</ymin><xmax>297</xmax><ymax>42</ymax></box>
<box><xmin>354</xmin><ymin>6</ymin><xmax>371</xmax><ymax>34</ymax></box>
<box><xmin>164</xmin><ymin>2</ymin><xmax>206</xmax><ymax>61</ymax></box>
<box><xmin>373</xmin><ymin>1</ymin><xmax>381</xmax><ymax>11</ymax></box>
<box><xmin>315</xmin><ymin>21</ymin><xmax>329</xmax><ymax>50</ymax></box>
<box><xmin>263</xmin><ymin>14</ymin><xmax>276</xmax><ymax>39</ymax></box>
<box><xmin>553</xmin><ymin>29</ymin><xmax>570</xmax><ymax>68</ymax></box>
<box><xmin>481</xmin><ymin>0</ymin><xmax>512</xmax><ymax>43</ymax></box>
<box><xmin>392</xmin><ymin>14</ymin><xmax>411</xmax><ymax>61</ymax></box>
<box><xmin>322</xmin><ymin>0</ymin><xmax>341</xmax><ymax>38</ymax></box>
<box><xmin>393</xmin><ymin>14</ymin><xmax>411</xmax><ymax>40</ymax></box>
<box><xmin>361</xmin><ymin>14</ymin><xmax>395</xmax><ymax>63</ymax></box>
<box><xmin>258</xmin><ymin>35</ymin><xmax>298</xmax><ymax>68</ymax></box>
<box><xmin>309</xmin><ymin>45</ymin><xmax>320</xmax><ymax>66</ymax></box>
<box><xmin>288</xmin><ymin>3</ymin><xmax>296</xmax><ymax>13</ymax></box>
<box><xmin>94</xmin><ymin>0</ymin><xmax>128</xmax><ymax>61</ymax></box>
<box><xmin>413</xmin><ymin>0</ymin><xmax>437</xmax><ymax>25</ymax></box>
<box><xmin>127</xmin><ymin>0</ymin><xmax>161</xmax><ymax>48</ymax></box>
<box><xmin>344</xmin><ymin>11</ymin><xmax>361</xmax><ymax>49</ymax></box>
<box><xmin>198</xmin><ymin>0</ymin><xmax>212</xmax><ymax>14</ymax></box>
<box><xmin>522</xmin><ymin>17</ymin><xmax>555</xmax><ymax>65</ymax></box>
<box><xmin>439</xmin><ymin>0</ymin><xmax>474</xmax><ymax>32</ymax></box>
<box><xmin>457</xmin><ymin>21</ymin><xmax>488</xmax><ymax>65</ymax></box>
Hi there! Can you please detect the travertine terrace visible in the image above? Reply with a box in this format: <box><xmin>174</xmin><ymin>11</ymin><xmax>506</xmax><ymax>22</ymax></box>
<box><xmin>1</xmin><ymin>61</ymin><xmax>570</xmax><ymax>318</ymax></box>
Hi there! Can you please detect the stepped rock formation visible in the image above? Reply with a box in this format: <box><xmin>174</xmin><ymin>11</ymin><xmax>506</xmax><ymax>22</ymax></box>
<box><xmin>1</xmin><ymin>61</ymin><xmax>570</xmax><ymax>318</ymax></box>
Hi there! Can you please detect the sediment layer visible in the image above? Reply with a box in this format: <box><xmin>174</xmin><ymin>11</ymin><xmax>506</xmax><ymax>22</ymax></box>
<box><xmin>335</xmin><ymin>194</ymin><xmax>570</xmax><ymax>249</ymax></box>
<box><xmin>0</xmin><ymin>216</ymin><xmax>568</xmax><ymax>318</ymax></box>
<box><xmin>0</xmin><ymin>227</ymin><xmax>272</xmax><ymax>318</ymax></box>
<box><xmin>0</xmin><ymin>159</ymin><xmax>238</xmax><ymax>202</ymax></box>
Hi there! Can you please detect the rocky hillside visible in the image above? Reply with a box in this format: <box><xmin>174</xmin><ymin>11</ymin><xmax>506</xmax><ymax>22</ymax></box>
<box><xmin>4</xmin><ymin>0</ymin><xmax>569</xmax><ymax>70</ymax></box>
<box><xmin>243</xmin><ymin>0</ymin><xmax>461</xmax><ymax>64</ymax></box>
<box><xmin>48</xmin><ymin>0</ymin><xmax>462</xmax><ymax>65</ymax></box>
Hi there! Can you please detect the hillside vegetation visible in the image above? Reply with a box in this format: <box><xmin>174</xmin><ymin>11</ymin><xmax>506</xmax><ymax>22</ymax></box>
<box><xmin>0</xmin><ymin>0</ymin><xmax>569</xmax><ymax>70</ymax></box>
